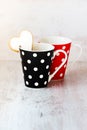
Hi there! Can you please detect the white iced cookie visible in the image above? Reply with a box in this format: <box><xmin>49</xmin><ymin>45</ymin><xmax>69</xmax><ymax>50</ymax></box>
<box><xmin>9</xmin><ymin>30</ymin><xmax>33</xmax><ymax>52</ymax></box>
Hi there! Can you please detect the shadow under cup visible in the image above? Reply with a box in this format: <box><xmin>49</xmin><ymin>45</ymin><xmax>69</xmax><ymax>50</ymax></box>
<box><xmin>39</xmin><ymin>36</ymin><xmax>72</xmax><ymax>80</ymax></box>
<box><xmin>20</xmin><ymin>43</ymin><xmax>54</xmax><ymax>88</ymax></box>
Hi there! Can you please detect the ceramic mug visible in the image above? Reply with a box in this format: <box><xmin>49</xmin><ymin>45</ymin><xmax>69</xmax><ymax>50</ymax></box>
<box><xmin>39</xmin><ymin>36</ymin><xmax>82</xmax><ymax>80</ymax></box>
<box><xmin>20</xmin><ymin>42</ymin><xmax>67</xmax><ymax>88</ymax></box>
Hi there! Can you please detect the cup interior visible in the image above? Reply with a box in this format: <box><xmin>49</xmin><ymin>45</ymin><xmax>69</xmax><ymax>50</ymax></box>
<box><xmin>40</xmin><ymin>36</ymin><xmax>72</xmax><ymax>45</ymax></box>
<box><xmin>33</xmin><ymin>43</ymin><xmax>54</xmax><ymax>51</ymax></box>
<box><xmin>20</xmin><ymin>43</ymin><xmax>54</xmax><ymax>52</ymax></box>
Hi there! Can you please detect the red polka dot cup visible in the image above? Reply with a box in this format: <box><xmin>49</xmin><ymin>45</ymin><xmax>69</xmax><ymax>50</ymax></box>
<box><xmin>39</xmin><ymin>36</ymin><xmax>82</xmax><ymax>80</ymax></box>
<box><xmin>20</xmin><ymin>42</ymin><xmax>67</xmax><ymax>88</ymax></box>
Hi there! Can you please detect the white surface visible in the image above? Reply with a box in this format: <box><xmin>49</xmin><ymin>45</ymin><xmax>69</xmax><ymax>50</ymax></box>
<box><xmin>0</xmin><ymin>0</ymin><xmax>87</xmax><ymax>61</ymax></box>
<box><xmin>0</xmin><ymin>61</ymin><xmax>87</xmax><ymax>130</ymax></box>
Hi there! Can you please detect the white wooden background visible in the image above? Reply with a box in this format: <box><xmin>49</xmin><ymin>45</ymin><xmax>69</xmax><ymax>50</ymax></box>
<box><xmin>0</xmin><ymin>0</ymin><xmax>87</xmax><ymax>61</ymax></box>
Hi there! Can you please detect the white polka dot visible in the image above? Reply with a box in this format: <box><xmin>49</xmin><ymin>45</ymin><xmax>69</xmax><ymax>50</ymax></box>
<box><xmin>60</xmin><ymin>73</ymin><xmax>63</xmax><ymax>77</ymax></box>
<box><xmin>62</xmin><ymin>46</ymin><xmax>66</xmax><ymax>50</ymax></box>
<box><xmin>33</xmin><ymin>67</ymin><xmax>38</xmax><ymax>71</ymax></box>
<box><xmin>46</xmin><ymin>65</ymin><xmax>49</xmax><ymax>69</ymax></box>
<box><xmin>44</xmin><ymin>81</ymin><xmax>47</xmax><ymax>85</ymax></box>
<box><xmin>39</xmin><ymin>74</ymin><xmax>44</xmax><ymax>79</ymax></box>
<box><xmin>61</xmin><ymin>58</ymin><xmax>65</xmax><ymax>62</ymax></box>
<box><xmin>48</xmin><ymin>72</ymin><xmax>50</xmax><ymax>75</ymax></box>
<box><xmin>67</xmin><ymin>50</ymin><xmax>70</xmax><ymax>54</ymax></box>
<box><xmin>33</xmin><ymin>53</ymin><xmax>37</xmax><ymax>57</ymax></box>
<box><xmin>27</xmin><ymin>59</ymin><xmax>31</xmax><ymax>64</ymax></box>
<box><xmin>24</xmin><ymin>66</ymin><xmax>27</xmax><ymax>70</ymax></box>
<box><xmin>40</xmin><ymin>59</ymin><xmax>45</xmax><ymax>63</ymax></box>
<box><xmin>47</xmin><ymin>52</ymin><xmax>50</xmax><ymax>56</ymax></box>
<box><xmin>22</xmin><ymin>51</ymin><xmax>25</xmax><ymax>55</ymax></box>
<box><xmin>28</xmin><ymin>75</ymin><xmax>32</xmax><ymax>79</ymax></box>
<box><xmin>64</xmin><ymin>64</ymin><xmax>67</xmax><ymax>68</ymax></box>
<box><xmin>34</xmin><ymin>82</ymin><xmax>39</xmax><ymax>86</ymax></box>
<box><xmin>26</xmin><ymin>81</ymin><xmax>29</xmax><ymax>85</ymax></box>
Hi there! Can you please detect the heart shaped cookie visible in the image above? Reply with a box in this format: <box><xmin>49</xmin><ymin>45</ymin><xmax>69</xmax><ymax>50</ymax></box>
<box><xmin>9</xmin><ymin>30</ymin><xmax>33</xmax><ymax>52</ymax></box>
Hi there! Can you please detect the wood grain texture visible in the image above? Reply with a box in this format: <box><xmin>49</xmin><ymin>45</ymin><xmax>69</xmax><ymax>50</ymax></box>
<box><xmin>0</xmin><ymin>61</ymin><xmax>87</xmax><ymax>130</ymax></box>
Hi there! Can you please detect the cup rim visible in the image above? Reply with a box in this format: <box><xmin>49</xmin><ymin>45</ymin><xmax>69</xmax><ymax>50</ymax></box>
<box><xmin>40</xmin><ymin>36</ymin><xmax>72</xmax><ymax>45</ymax></box>
<box><xmin>19</xmin><ymin>42</ymin><xmax>54</xmax><ymax>52</ymax></box>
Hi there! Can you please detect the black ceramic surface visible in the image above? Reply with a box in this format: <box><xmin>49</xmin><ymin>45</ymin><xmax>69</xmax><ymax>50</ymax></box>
<box><xmin>20</xmin><ymin>49</ymin><xmax>53</xmax><ymax>88</ymax></box>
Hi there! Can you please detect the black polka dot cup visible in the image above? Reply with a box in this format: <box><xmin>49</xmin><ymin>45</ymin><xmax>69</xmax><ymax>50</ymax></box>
<box><xmin>20</xmin><ymin>43</ymin><xmax>66</xmax><ymax>88</ymax></box>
